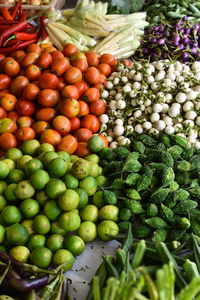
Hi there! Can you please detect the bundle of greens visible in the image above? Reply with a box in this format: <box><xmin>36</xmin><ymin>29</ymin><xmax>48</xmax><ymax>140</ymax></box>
<box><xmin>101</xmin><ymin>0</ymin><xmax>146</xmax><ymax>14</ymax></box>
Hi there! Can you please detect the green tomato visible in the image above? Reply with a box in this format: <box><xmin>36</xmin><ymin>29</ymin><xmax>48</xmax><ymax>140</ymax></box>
<box><xmin>97</xmin><ymin>220</ymin><xmax>119</xmax><ymax>241</ymax></box>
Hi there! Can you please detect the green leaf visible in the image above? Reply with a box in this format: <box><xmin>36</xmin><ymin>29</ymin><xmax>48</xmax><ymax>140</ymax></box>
<box><xmin>123</xmin><ymin>160</ymin><xmax>142</xmax><ymax>173</ymax></box>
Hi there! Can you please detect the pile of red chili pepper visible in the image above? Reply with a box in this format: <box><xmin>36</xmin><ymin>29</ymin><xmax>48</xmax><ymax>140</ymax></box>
<box><xmin>0</xmin><ymin>0</ymin><xmax>47</xmax><ymax>55</ymax></box>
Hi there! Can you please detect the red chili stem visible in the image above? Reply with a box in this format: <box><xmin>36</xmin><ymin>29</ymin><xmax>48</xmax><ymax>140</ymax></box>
<box><xmin>0</xmin><ymin>20</ymin><xmax>29</xmax><ymax>46</ymax></box>
<box><xmin>1</xmin><ymin>7</ymin><xmax>13</xmax><ymax>20</ymax></box>
<box><xmin>3</xmin><ymin>39</ymin><xmax>19</xmax><ymax>47</ymax></box>
<box><xmin>0</xmin><ymin>38</ymin><xmax>38</xmax><ymax>54</ymax></box>
<box><xmin>10</xmin><ymin>0</ymin><xmax>22</xmax><ymax>19</ymax></box>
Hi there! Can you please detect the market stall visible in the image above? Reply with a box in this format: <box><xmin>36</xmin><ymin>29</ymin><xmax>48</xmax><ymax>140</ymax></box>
<box><xmin>0</xmin><ymin>0</ymin><xmax>199</xmax><ymax>299</ymax></box>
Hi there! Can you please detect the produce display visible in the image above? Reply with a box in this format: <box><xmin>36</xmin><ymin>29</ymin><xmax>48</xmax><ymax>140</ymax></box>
<box><xmin>0</xmin><ymin>0</ymin><xmax>199</xmax><ymax>299</ymax></box>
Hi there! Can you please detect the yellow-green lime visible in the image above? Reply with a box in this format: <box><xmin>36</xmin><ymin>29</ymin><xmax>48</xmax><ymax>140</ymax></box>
<box><xmin>21</xmin><ymin>139</ymin><xmax>40</xmax><ymax>156</ymax></box>
<box><xmin>77</xmin><ymin>221</ymin><xmax>97</xmax><ymax>242</ymax></box>
<box><xmin>6</xmin><ymin>223</ymin><xmax>29</xmax><ymax>245</ymax></box>
<box><xmin>92</xmin><ymin>191</ymin><xmax>104</xmax><ymax>208</ymax></box>
<box><xmin>58</xmin><ymin>211</ymin><xmax>81</xmax><ymax>232</ymax></box>
<box><xmin>45</xmin><ymin>179</ymin><xmax>66</xmax><ymax>199</ymax></box>
<box><xmin>16</xmin><ymin>155</ymin><xmax>32</xmax><ymax>171</ymax></box>
<box><xmin>9</xmin><ymin>246</ymin><xmax>30</xmax><ymax>262</ymax></box>
<box><xmin>63</xmin><ymin>174</ymin><xmax>78</xmax><ymax>189</ymax></box>
<box><xmin>27</xmin><ymin>234</ymin><xmax>46</xmax><ymax>251</ymax></box>
<box><xmin>80</xmin><ymin>205</ymin><xmax>99</xmax><ymax>222</ymax></box>
<box><xmin>0</xmin><ymin>161</ymin><xmax>9</xmax><ymax>179</ymax></box>
<box><xmin>30</xmin><ymin>169</ymin><xmax>50</xmax><ymax>190</ymax></box>
<box><xmin>85</xmin><ymin>154</ymin><xmax>100</xmax><ymax>164</ymax></box>
<box><xmin>70</xmin><ymin>155</ymin><xmax>79</xmax><ymax>163</ymax></box>
<box><xmin>53</xmin><ymin>249</ymin><xmax>74</xmax><ymax>271</ymax></box>
<box><xmin>5</xmin><ymin>148</ymin><xmax>22</xmax><ymax>161</ymax></box>
<box><xmin>72</xmin><ymin>159</ymin><xmax>90</xmax><ymax>179</ymax></box>
<box><xmin>1</xmin><ymin>206</ymin><xmax>21</xmax><ymax>225</ymax></box>
<box><xmin>0</xmin><ymin>196</ymin><xmax>6</xmax><ymax>212</ymax></box>
<box><xmin>0</xmin><ymin>225</ymin><xmax>5</xmax><ymax>243</ymax></box>
<box><xmin>99</xmin><ymin>205</ymin><xmax>119</xmax><ymax>222</ymax></box>
<box><xmin>20</xmin><ymin>198</ymin><xmax>40</xmax><ymax>219</ymax></box>
<box><xmin>75</xmin><ymin>188</ymin><xmax>88</xmax><ymax>209</ymax></box>
<box><xmin>0</xmin><ymin>295</ymin><xmax>15</xmax><ymax>300</ymax></box>
<box><xmin>64</xmin><ymin>235</ymin><xmax>85</xmax><ymax>256</ymax></box>
<box><xmin>48</xmin><ymin>158</ymin><xmax>68</xmax><ymax>178</ymax></box>
<box><xmin>97</xmin><ymin>220</ymin><xmax>119</xmax><ymax>241</ymax></box>
<box><xmin>79</xmin><ymin>176</ymin><xmax>97</xmax><ymax>196</ymax></box>
<box><xmin>35</xmin><ymin>190</ymin><xmax>48</xmax><ymax>207</ymax></box>
<box><xmin>44</xmin><ymin>200</ymin><xmax>61</xmax><ymax>221</ymax></box>
<box><xmin>42</xmin><ymin>151</ymin><xmax>58</xmax><ymax>167</ymax></box>
<box><xmin>15</xmin><ymin>181</ymin><xmax>35</xmax><ymax>200</ymax></box>
<box><xmin>0</xmin><ymin>181</ymin><xmax>7</xmax><ymax>194</ymax></box>
<box><xmin>7</xmin><ymin>169</ymin><xmax>25</xmax><ymax>184</ymax></box>
<box><xmin>51</xmin><ymin>221</ymin><xmax>66</xmax><ymax>235</ymax></box>
<box><xmin>33</xmin><ymin>215</ymin><xmax>51</xmax><ymax>234</ymax></box>
<box><xmin>88</xmin><ymin>162</ymin><xmax>99</xmax><ymax>177</ymax></box>
<box><xmin>30</xmin><ymin>246</ymin><xmax>52</xmax><ymax>268</ymax></box>
<box><xmin>96</xmin><ymin>175</ymin><xmax>107</xmax><ymax>186</ymax></box>
<box><xmin>25</xmin><ymin>159</ymin><xmax>43</xmax><ymax>177</ymax></box>
<box><xmin>21</xmin><ymin>219</ymin><xmax>34</xmax><ymax>235</ymax></box>
<box><xmin>37</xmin><ymin>143</ymin><xmax>55</xmax><ymax>155</ymax></box>
<box><xmin>57</xmin><ymin>151</ymin><xmax>70</xmax><ymax>161</ymax></box>
<box><xmin>46</xmin><ymin>234</ymin><xmax>64</xmax><ymax>252</ymax></box>
<box><xmin>2</xmin><ymin>159</ymin><xmax>15</xmax><ymax>171</ymax></box>
<box><xmin>58</xmin><ymin>190</ymin><xmax>79</xmax><ymax>211</ymax></box>
<box><xmin>4</xmin><ymin>183</ymin><xmax>17</xmax><ymax>202</ymax></box>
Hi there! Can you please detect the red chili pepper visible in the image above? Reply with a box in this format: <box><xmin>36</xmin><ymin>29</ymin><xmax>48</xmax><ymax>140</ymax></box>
<box><xmin>19</xmin><ymin>11</ymin><xmax>27</xmax><ymax>21</ymax></box>
<box><xmin>0</xmin><ymin>20</ymin><xmax>19</xmax><ymax>24</ymax></box>
<box><xmin>7</xmin><ymin>31</ymin><xmax>39</xmax><ymax>42</ymax></box>
<box><xmin>19</xmin><ymin>4</ymin><xmax>23</xmax><ymax>17</ymax></box>
<box><xmin>40</xmin><ymin>16</ymin><xmax>48</xmax><ymax>40</ymax></box>
<box><xmin>10</xmin><ymin>0</ymin><xmax>22</xmax><ymax>19</ymax></box>
<box><xmin>1</xmin><ymin>7</ymin><xmax>13</xmax><ymax>20</ymax></box>
<box><xmin>0</xmin><ymin>38</ymin><xmax>38</xmax><ymax>55</ymax></box>
<box><xmin>0</xmin><ymin>20</ymin><xmax>29</xmax><ymax>46</ymax></box>
<box><xmin>3</xmin><ymin>39</ymin><xmax>19</xmax><ymax>47</ymax></box>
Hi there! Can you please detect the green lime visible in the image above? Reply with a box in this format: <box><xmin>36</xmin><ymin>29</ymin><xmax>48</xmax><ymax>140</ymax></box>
<box><xmin>88</xmin><ymin>162</ymin><xmax>99</xmax><ymax>177</ymax></box>
<box><xmin>64</xmin><ymin>235</ymin><xmax>85</xmax><ymax>256</ymax></box>
<box><xmin>99</xmin><ymin>205</ymin><xmax>119</xmax><ymax>222</ymax></box>
<box><xmin>30</xmin><ymin>246</ymin><xmax>52</xmax><ymax>268</ymax></box>
<box><xmin>21</xmin><ymin>139</ymin><xmax>40</xmax><ymax>156</ymax></box>
<box><xmin>80</xmin><ymin>205</ymin><xmax>99</xmax><ymax>222</ymax></box>
<box><xmin>53</xmin><ymin>249</ymin><xmax>74</xmax><ymax>271</ymax></box>
<box><xmin>44</xmin><ymin>200</ymin><xmax>61</xmax><ymax>221</ymax></box>
<box><xmin>0</xmin><ymin>195</ymin><xmax>6</xmax><ymax>212</ymax></box>
<box><xmin>45</xmin><ymin>179</ymin><xmax>66</xmax><ymax>199</ymax></box>
<box><xmin>42</xmin><ymin>151</ymin><xmax>58</xmax><ymax>167</ymax></box>
<box><xmin>4</xmin><ymin>183</ymin><xmax>17</xmax><ymax>202</ymax></box>
<box><xmin>46</xmin><ymin>234</ymin><xmax>64</xmax><ymax>252</ymax></box>
<box><xmin>75</xmin><ymin>188</ymin><xmax>88</xmax><ymax>209</ymax></box>
<box><xmin>88</xmin><ymin>136</ymin><xmax>104</xmax><ymax>153</ymax></box>
<box><xmin>7</xmin><ymin>169</ymin><xmax>25</xmax><ymax>184</ymax></box>
<box><xmin>30</xmin><ymin>170</ymin><xmax>50</xmax><ymax>190</ymax></box>
<box><xmin>36</xmin><ymin>153</ymin><xmax>45</xmax><ymax>161</ymax></box>
<box><xmin>25</xmin><ymin>159</ymin><xmax>43</xmax><ymax>177</ymax></box>
<box><xmin>16</xmin><ymin>155</ymin><xmax>32</xmax><ymax>170</ymax></box>
<box><xmin>48</xmin><ymin>158</ymin><xmax>68</xmax><ymax>178</ymax></box>
<box><xmin>9</xmin><ymin>246</ymin><xmax>30</xmax><ymax>262</ymax></box>
<box><xmin>72</xmin><ymin>159</ymin><xmax>90</xmax><ymax>179</ymax></box>
<box><xmin>20</xmin><ymin>198</ymin><xmax>40</xmax><ymax>219</ymax></box>
<box><xmin>1</xmin><ymin>206</ymin><xmax>21</xmax><ymax>225</ymax></box>
<box><xmin>27</xmin><ymin>234</ymin><xmax>46</xmax><ymax>251</ymax></box>
<box><xmin>98</xmin><ymin>167</ymin><xmax>103</xmax><ymax>175</ymax></box>
<box><xmin>2</xmin><ymin>159</ymin><xmax>15</xmax><ymax>170</ymax></box>
<box><xmin>51</xmin><ymin>221</ymin><xmax>66</xmax><ymax>235</ymax></box>
<box><xmin>0</xmin><ymin>181</ymin><xmax>7</xmax><ymax>194</ymax></box>
<box><xmin>35</xmin><ymin>191</ymin><xmax>48</xmax><ymax>206</ymax></box>
<box><xmin>0</xmin><ymin>225</ymin><xmax>5</xmax><ymax>243</ymax></box>
<box><xmin>58</xmin><ymin>190</ymin><xmax>79</xmax><ymax>211</ymax></box>
<box><xmin>97</xmin><ymin>220</ymin><xmax>119</xmax><ymax>241</ymax></box>
<box><xmin>21</xmin><ymin>219</ymin><xmax>34</xmax><ymax>235</ymax></box>
<box><xmin>57</xmin><ymin>151</ymin><xmax>70</xmax><ymax>161</ymax></box>
<box><xmin>33</xmin><ymin>215</ymin><xmax>51</xmax><ymax>234</ymax></box>
<box><xmin>0</xmin><ymin>161</ymin><xmax>9</xmax><ymax>179</ymax></box>
<box><xmin>6</xmin><ymin>148</ymin><xmax>22</xmax><ymax>161</ymax></box>
<box><xmin>79</xmin><ymin>176</ymin><xmax>97</xmax><ymax>196</ymax></box>
<box><xmin>63</xmin><ymin>174</ymin><xmax>79</xmax><ymax>189</ymax></box>
<box><xmin>15</xmin><ymin>181</ymin><xmax>35</xmax><ymax>200</ymax></box>
<box><xmin>70</xmin><ymin>155</ymin><xmax>79</xmax><ymax>163</ymax></box>
<box><xmin>0</xmin><ymin>296</ymin><xmax>14</xmax><ymax>300</ymax></box>
<box><xmin>6</xmin><ymin>223</ymin><xmax>29</xmax><ymax>245</ymax></box>
<box><xmin>58</xmin><ymin>211</ymin><xmax>81</xmax><ymax>232</ymax></box>
<box><xmin>92</xmin><ymin>191</ymin><xmax>104</xmax><ymax>208</ymax></box>
<box><xmin>77</xmin><ymin>221</ymin><xmax>97</xmax><ymax>242</ymax></box>
<box><xmin>85</xmin><ymin>154</ymin><xmax>100</xmax><ymax>164</ymax></box>
<box><xmin>37</xmin><ymin>143</ymin><xmax>55</xmax><ymax>155</ymax></box>
<box><xmin>96</xmin><ymin>175</ymin><xmax>107</xmax><ymax>186</ymax></box>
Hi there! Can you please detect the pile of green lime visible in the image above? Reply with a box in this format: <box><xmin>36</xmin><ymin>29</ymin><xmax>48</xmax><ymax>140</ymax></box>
<box><xmin>0</xmin><ymin>137</ymin><xmax>119</xmax><ymax>270</ymax></box>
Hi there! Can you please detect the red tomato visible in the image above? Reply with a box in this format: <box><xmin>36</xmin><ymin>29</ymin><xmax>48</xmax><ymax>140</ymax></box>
<box><xmin>75</xmin><ymin>142</ymin><xmax>90</xmax><ymax>157</ymax></box>
<box><xmin>36</xmin><ymin>108</ymin><xmax>56</xmax><ymax>122</ymax></box>
<box><xmin>60</xmin><ymin>98</ymin><xmax>80</xmax><ymax>118</ymax></box>
<box><xmin>64</xmin><ymin>67</ymin><xmax>82</xmax><ymax>84</ymax></box>
<box><xmin>84</xmin><ymin>67</ymin><xmax>100</xmax><ymax>85</ymax></box>
<box><xmin>0</xmin><ymin>74</ymin><xmax>11</xmax><ymax>90</ymax></box>
<box><xmin>27</xmin><ymin>44</ymin><xmax>41</xmax><ymax>55</ymax></box>
<box><xmin>0</xmin><ymin>107</ymin><xmax>7</xmax><ymax>119</ymax></box>
<box><xmin>100</xmin><ymin>54</ymin><xmax>117</xmax><ymax>66</ymax></box>
<box><xmin>74</xmin><ymin>81</ymin><xmax>89</xmax><ymax>96</ymax></box>
<box><xmin>72</xmin><ymin>59</ymin><xmax>88</xmax><ymax>72</ymax></box>
<box><xmin>38</xmin><ymin>73</ymin><xmax>59</xmax><ymax>89</ymax></box>
<box><xmin>62</xmin><ymin>85</ymin><xmax>79</xmax><ymax>100</ymax></box>
<box><xmin>85</xmin><ymin>52</ymin><xmax>100</xmax><ymax>67</ymax></box>
<box><xmin>32</xmin><ymin>121</ymin><xmax>50</xmax><ymax>136</ymax></box>
<box><xmin>84</xmin><ymin>88</ymin><xmax>100</xmax><ymax>103</ymax></box>
<box><xmin>51</xmin><ymin>50</ymin><xmax>64</xmax><ymax>60</ymax></box>
<box><xmin>22</xmin><ymin>83</ymin><xmax>40</xmax><ymax>101</ymax></box>
<box><xmin>52</xmin><ymin>115</ymin><xmax>71</xmax><ymax>135</ymax></box>
<box><xmin>0</xmin><ymin>133</ymin><xmax>17</xmax><ymax>150</ymax></box>
<box><xmin>75</xmin><ymin>128</ymin><xmax>93</xmax><ymax>142</ymax></box>
<box><xmin>40</xmin><ymin>129</ymin><xmax>62</xmax><ymax>146</ymax></box>
<box><xmin>70</xmin><ymin>117</ymin><xmax>80</xmax><ymax>132</ymax></box>
<box><xmin>0</xmin><ymin>94</ymin><xmax>17</xmax><ymax>112</ymax></box>
<box><xmin>99</xmin><ymin>74</ymin><xmax>107</xmax><ymax>84</ymax></box>
<box><xmin>25</xmin><ymin>64</ymin><xmax>41</xmax><ymax>81</ymax></box>
<box><xmin>37</xmin><ymin>89</ymin><xmax>59</xmax><ymax>107</ymax></box>
<box><xmin>57</xmin><ymin>135</ymin><xmax>78</xmax><ymax>154</ymax></box>
<box><xmin>57</xmin><ymin>77</ymin><xmax>66</xmax><ymax>92</ymax></box>
<box><xmin>93</xmin><ymin>83</ymin><xmax>104</xmax><ymax>90</ymax></box>
<box><xmin>10</xmin><ymin>76</ymin><xmax>29</xmax><ymax>96</ymax></box>
<box><xmin>21</xmin><ymin>53</ymin><xmax>39</xmax><ymax>69</ymax></box>
<box><xmin>0</xmin><ymin>54</ymin><xmax>5</xmax><ymax>63</ymax></box>
<box><xmin>98</xmin><ymin>63</ymin><xmax>111</xmax><ymax>77</ymax></box>
<box><xmin>15</xmin><ymin>127</ymin><xmax>35</xmax><ymax>141</ymax></box>
<box><xmin>77</xmin><ymin>100</ymin><xmax>89</xmax><ymax>117</ymax></box>
<box><xmin>7</xmin><ymin>111</ymin><xmax>19</xmax><ymax>122</ymax></box>
<box><xmin>37</xmin><ymin>52</ymin><xmax>52</xmax><ymax>69</ymax></box>
<box><xmin>51</xmin><ymin>57</ymin><xmax>70</xmax><ymax>76</ymax></box>
<box><xmin>81</xmin><ymin>114</ymin><xmax>100</xmax><ymax>133</ymax></box>
<box><xmin>16</xmin><ymin>100</ymin><xmax>35</xmax><ymax>116</ymax></box>
<box><xmin>17</xmin><ymin>116</ymin><xmax>34</xmax><ymax>127</ymax></box>
<box><xmin>3</xmin><ymin>58</ymin><xmax>20</xmax><ymax>77</ymax></box>
<box><xmin>90</xmin><ymin>99</ymin><xmax>106</xmax><ymax>116</ymax></box>
<box><xmin>11</xmin><ymin>50</ymin><xmax>26</xmax><ymax>64</ymax></box>
<box><xmin>63</xmin><ymin>44</ymin><xmax>78</xmax><ymax>57</ymax></box>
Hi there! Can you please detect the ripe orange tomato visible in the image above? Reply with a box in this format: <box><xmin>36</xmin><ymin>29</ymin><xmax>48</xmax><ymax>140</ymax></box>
<box><xmin>37</xmin><ymin>52</ymin><xmax>52</xmax><ymax>70</ymax></box>
<box><xmin>81</xmin><ymin>114</ymin><xmax>100</xmax><ymax>133</ymax></box>
<box><xmin>40</xmin><ymin>129</ymin><xmax>62</xmax><ymax>146</ymax></box>
<box><xmin>15</xmin><ymin>127</ymin><xmax>35</xmax><ymax>141</ymax></box>
<box><xmin>21</xmin><ymin>53</ymin><xmax>39</xmax><ymax>68</ymax></box>
<box><xmin>84</xmin><ymin>67</ymin><xmax>100</xmax><ymax>85</ymax></box>
<box><xmin>11</xmin><ymin>50</ymin><xmax>26</xmax><ymax>64</ymax></box>
<box><xmin>16</xmin><ymin>100</ymin><xmax>35</xmax><ymax>116</ymax></box>
<box><xmin>27</xmin><ymin>44</ymin><xmax>41</xmax><ymax>55</ymax></box>
<box><xmin>51</xmin><ymin>50</ymin><xmax>64</xmax><ymax>60</ymax></box>
<box><xmin>10</xmin><ymin>76</ymin><xmax>29</xmax><ymax>96</ymax></box>
<box><xmin>0</xmin><ymin>94</ymin><xmax>17</xmax><ymax>112</ymax></box>
<box><xmin>32</xmin><ymin>121</ymin><xmax>50</xmax><ymax>136</ymax></box>
<box><xmin>7</xmin><ymin>111</ymin><xmax>19</xmax><ymax>122</ymax></box>
<box><xmin>70</xmin><ymin>117</ymin><xmax>80</xmax><ymax>132</ymax></box>
<box><xmin>37</xmin><ymin>89</ymin><xmax>59</xmax><ymax>107</ymax></box>
<box><xmin>17</xmin><ymin>116</ymin><xmax>34</xmax><ymax>127</ymax></box>
<box><xmin>0</xmin><ymin>54</ymin><xmax>5</xmax><ymax>63</ymax></box>
<box><xmin>74</xmin><ymin>81</ymin><xmax>89</xmax><ymax>97</ymax></box>
<box><xmin>72</xmin><ymin>59</ymin><xmax>88</xmax><ymax>72</ymax></box>
<box><xmin>51</xmin><ymin>57</ymin><xmax>70</xmax><ymax>76</ymax></box>
<box><xmin>93</xmin><ymin>83</ymin><xmax>104</xmax><ymax>90</ymax></box>
<box><xmin>61</xmin><ymin>85</ymin><xmax>79</xmax><ymax>100</ymax></box>
<box><xmin>0</xmin><ymin>107</ymin><xmax>7</xmax><ymax>119</ymax></box>
<box><xmin>85</xmin><ymin>52</ymin><xmax>100</xmax><ymax>67</ymax></box>
<box><xmin>57</xmin><ymin>77</ymin><xmax>66</xmax><ymax>92</ymax></box>
<box><xmin>36</xmin><ymin>108</ymin><xmax>56</xmax><ymax>122</ymax></box>
<box><xmin>63</xmin><ymin>44</ymin><xmax>78</xmax><ymax>57</ymax></box>
<box><xmin>0</xmin><ymin>132</ymin><xmax>17</xmax><ymax>150</ymax></box>
<box><xmin>75</xmin><ymin>128</ymin><xmax>93</xmax><ymax>142</ymax></box>
<box><xmin>60</xmin><ymin>98</ymin><xmax>80</xmax><ymax>118</ymax></box>
<box><xmin>123</xmin><ymin>59</ymin><xmax>134</xmax><ymax>67</ymax></box>
<box><xmin>52</xmin><ymin>115</ymin><xmax>71</xmax><ymax>135</ymax></box>
<box><xmin>38</xmin><ymin>73</ymin><xmax>59</xmax><ymax>89</ymax></box>
<box><xmin>90</xmin><ymin>99</ymin><xmax>106</xmax><ymax>116</ymax></box>
<box><xmin>75</xmin><ymin>142</ymin><xmax>90</xmax><ymax>157</ymax></box>
<box><xmin>84</xmin><ymin>87</ymin><xmax>100</xmax><ymax>103</ymax></box>
<box><xmin>3</xmin><ymin>58</ymin><xmax>20</xmax><ymax>77</ymax></box>
<box><xmin>98</xmin><ymin>63</ymin><xmax>112</xmax><ymax>77</ymax></box>
<box><xmin>22</xmin><ymin>83</ymin><xmax>40</xmax><ymax>101</ymax></box>
<box><xmin>100</xmin><ymin>54</ymin><xmax>117</xmax><ymax>66</ymax></box>
<box><xmin>77</xmin><ymin>100</ymin><xmax>89</xmax><ymax>117</ymax></box>
<box><xmin>64</xmin><ymin>67</ymin><xmax>82</xmax><ymax>84</ymax></box>
<box><xmin>0</xmin><ymin>74</ymin><xmax>11</xmax><ymax>90</ymax></box>
<box><xmin>25</xmin><ymin>64</ymin><xmax>41</xmax><ymax>81</ymax></box>
<box><xmin>57</xmin><ymin>135</ymin><xmax>78</xmax><ymax>154</ymax></box>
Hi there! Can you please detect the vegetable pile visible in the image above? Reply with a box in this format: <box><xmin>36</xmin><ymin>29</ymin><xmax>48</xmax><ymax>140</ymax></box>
<box><xmin>100</xmin><ymin>59</ymin><xmax>200</xmax><ymax>148</ymax></box>
<box><xmin>136</xmin><ymin>17</ymin><xmax>200</xmax><ymax>62</ymax></box>
<box><xmin>99</xmin><ymin>133</ymin><xmax>200</xmax><ymax>242</ymax></box>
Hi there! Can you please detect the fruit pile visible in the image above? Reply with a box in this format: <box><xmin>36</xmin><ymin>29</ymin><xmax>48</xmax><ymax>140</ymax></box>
<box><xmin>0</xmin><ymin>138</ymin><xmax>119</xmax><ymax>270</ymax></box>
<box><xmin>0</xmin><ymin>43</ymin><xmax>117</xmax><ymax>156</ymax></box>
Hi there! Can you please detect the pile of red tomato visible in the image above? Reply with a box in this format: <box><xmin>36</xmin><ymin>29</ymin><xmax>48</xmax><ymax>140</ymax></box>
<box><xmin>0</xmin><ymin>43</ymin><xmax>117</xmax><ymax>157</ymax></box>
